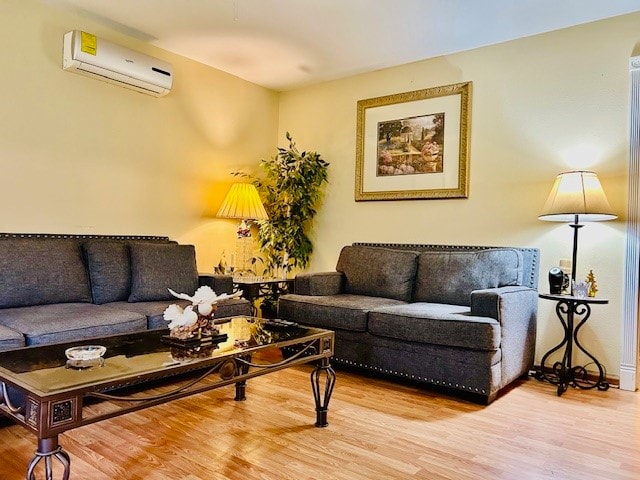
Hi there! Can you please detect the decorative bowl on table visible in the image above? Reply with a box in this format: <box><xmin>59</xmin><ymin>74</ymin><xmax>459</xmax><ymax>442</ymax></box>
<box><xmin>65</xmin><ymin>345</ymin><xmax>106</xmax><ymax>369</ymax></box>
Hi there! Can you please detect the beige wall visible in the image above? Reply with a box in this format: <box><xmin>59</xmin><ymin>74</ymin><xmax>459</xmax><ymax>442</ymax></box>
<box><xmin>0</xmin><ymin>0</ymin><xmax>279</xmax><ymax>270</ymax></box>
<box><xmin>278</xmin><ymin>14</ymin><xmax>638</xmax><ymax>377</ymax></box>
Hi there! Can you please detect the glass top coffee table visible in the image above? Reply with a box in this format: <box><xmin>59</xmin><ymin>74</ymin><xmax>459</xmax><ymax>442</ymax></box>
<box><xmin>0</xmin><ymin>316</ymin><xmax>335</xmax><ymax>480</ymax></box>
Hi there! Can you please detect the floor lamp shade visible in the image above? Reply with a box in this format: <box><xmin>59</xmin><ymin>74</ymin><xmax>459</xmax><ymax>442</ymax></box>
<box><xmin>538</xmin><ymin>171</ymin><xmax>616</xmax><ymax>222</ymax></box>
<box><xmin>538</xmin><ymin>170</ymin><xmax>617</xmax><ymax>287</ymax></box>
<box><xmin>216</xmin><ymin>183</ymin><xmax>268</xmax><ymax>221</ymax></box>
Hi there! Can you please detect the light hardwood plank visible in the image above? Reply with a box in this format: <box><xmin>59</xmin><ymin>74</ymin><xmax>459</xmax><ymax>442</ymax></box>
<box><xmin>0</xmin><ymin>367</ymin><xmax>638</xmax><ymax>479</ymax></box>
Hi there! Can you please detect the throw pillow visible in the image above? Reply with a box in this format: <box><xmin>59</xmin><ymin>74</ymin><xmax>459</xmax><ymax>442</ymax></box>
<box><xmin>83</xmin><ymin>241</ymin><xmax>131</xmax><ymax>304</ymax></box>
<box><xmin>128</xmin><ymin>243</ymin><xmax>199</xmax><ymax>302</ymax></box>
<box><xmin>336</xmin><ymin>245</ymin><xmax>418</xmax><ymax>302</ymax></box>
<box><xmin>413</xmin><ymin>248</ymin><xmax>523</xmax><ymax>306</ymax></box>
<box><xmin>0</xmin><ymin>238</ymin><xmax>92</xmax><ymax>308</ymax></box>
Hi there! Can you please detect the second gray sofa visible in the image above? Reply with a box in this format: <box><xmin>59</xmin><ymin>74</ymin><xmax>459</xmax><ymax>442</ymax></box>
<box><xmin>278</xmin><ymin>243</ymin><xmax>539</xmax><ymax>404</ymax></box>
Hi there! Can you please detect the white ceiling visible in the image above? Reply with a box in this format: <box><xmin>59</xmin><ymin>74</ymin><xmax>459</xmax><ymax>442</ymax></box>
<box><xmin>46</xmin><ymin>0</ymin><xmax>640</xmax><ymax>91</ymax></box>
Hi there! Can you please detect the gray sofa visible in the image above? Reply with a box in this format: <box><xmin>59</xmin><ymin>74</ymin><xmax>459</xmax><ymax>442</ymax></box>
<box><xmin>0</xmin><ymin>233</ymin><xmax>252</xmax><ymax>351</ymax></box>
<box><xmin>278</xmin><ymin>243</ymin><xmax>539</xmax><ymax>403</ymax></box>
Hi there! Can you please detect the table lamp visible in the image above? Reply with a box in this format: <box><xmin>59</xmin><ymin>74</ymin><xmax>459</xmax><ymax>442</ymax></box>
<box><xmin>538</xmin><ymin>170</ymin><xmax>617</xmax><ymax>288</ymax></box>
<box><xmin>217</xmin><ymin>183</ymin><xmax>268</xmax><ymax>274</ymax></box>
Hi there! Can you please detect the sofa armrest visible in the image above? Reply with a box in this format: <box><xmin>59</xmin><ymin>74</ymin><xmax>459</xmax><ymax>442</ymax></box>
<box><xmin>470</xmin><ymin>286</ymin><xmax>536</xmax><ymax>321</ymax></box>
<box><xmin>198</xmin><ymin>274</ymin><xmax>234</xmax><ymax>294</ymax></box>
<box><xmin>295</xmin><ymin>272</ymin><xmax>344</xmax><ymax>296</ymax></box>
<box><xmin>471</xmin><ymin>286</ymin><xmax>538</xmax><ymax>388</ymax></box>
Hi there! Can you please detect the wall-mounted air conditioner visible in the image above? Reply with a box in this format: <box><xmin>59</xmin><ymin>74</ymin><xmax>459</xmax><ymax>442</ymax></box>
<box><xmin>63</xmin><ymin>30</ymin><xmax>173</xmax><ymax>97</ymax></box>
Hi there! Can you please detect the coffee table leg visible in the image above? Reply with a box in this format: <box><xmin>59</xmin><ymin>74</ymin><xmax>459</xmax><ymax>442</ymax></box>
<box><xmin>234</xmin><ymin>380</ymin><xmax>247</xmax><ymax>401</ymax></box>
<box><xmin>26</xmin><ymin>436</ymin><xmax>70</xmax><ymax>480</ymax></box>
<box><xmin>234</xmin><ymin>361</ymin><xmax>250</xmax><ymax>401</ymax></box>
<box><xmin>310</xmin><ymin>358</ymin><xmax>336</xmax><ymax>427</ymax></box>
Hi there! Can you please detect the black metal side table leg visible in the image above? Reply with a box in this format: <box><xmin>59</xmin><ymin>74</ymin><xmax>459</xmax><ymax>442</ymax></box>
<box><xmin>26</xmin><ymin>437</ymin><xmax>70</xmax><ymax>480</ymax></box>
<box><xmin>536</xmin><ymin>301</ymin><xmax>572</xmax><ymax>395</ymax></box>
<box><xmin>555</xmin><ymin>305</ymin><xmax>575</xmax><ymax>396</ymax></box>
<box><xmin>555</xmin><ymin>350</ymin><xmax>570</xmax><ymax>396</ymax></box>
<box><xmin>572</xmin><ymin>312</ymin><xmax>610</xmax><ymax>391</ymax></box>
<box><xmin>535</xmin><ymin>335</ymin><xmax>568</xmax><ymax>386</ymax></box>
<box><xmin>310</xmin><ymin>358</ymin><xmax>336</xmax><ymax>427</ymax></box>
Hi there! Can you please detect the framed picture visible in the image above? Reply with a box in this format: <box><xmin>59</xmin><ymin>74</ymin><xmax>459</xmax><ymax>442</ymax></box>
<box><xmin>355</xmin><ymin>81</ymin><xmax>471</xmax><ymax>201</ymax></box>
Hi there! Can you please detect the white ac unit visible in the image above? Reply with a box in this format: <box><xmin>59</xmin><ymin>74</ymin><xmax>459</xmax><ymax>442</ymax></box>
<box><xmin>63</xmin><ymin>30</ymin><xmax>173</xmax><ymax>97</ymax></box>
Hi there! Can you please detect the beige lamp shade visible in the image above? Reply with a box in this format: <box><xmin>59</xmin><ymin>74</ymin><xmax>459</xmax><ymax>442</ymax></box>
<box><xmin>216</xmin><ymin>183</ymin><xmax>268</xmax><ymax>220</ymax></box>
<box><xmin>538</xmin><ymin>171</ymin><xmax>617</xmax><ymax>223</ymax></box>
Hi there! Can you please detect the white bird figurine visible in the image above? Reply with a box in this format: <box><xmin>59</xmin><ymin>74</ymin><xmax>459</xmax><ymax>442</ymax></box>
<box><xmin>166</xmin><ymin>286</ymin><xmax>243</xmax><ymax>317</ymax></box>
<box><xmin>163</xmin><ymin>304</ymin><xmax>199</xmax><ymax>330</ymax></box>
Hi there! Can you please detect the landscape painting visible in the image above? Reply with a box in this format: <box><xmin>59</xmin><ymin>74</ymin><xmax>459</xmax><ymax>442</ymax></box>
<box><xmin>377</xmin><ymin>112</ymin><xmax>444</xmax><ymax>176</ymax></box>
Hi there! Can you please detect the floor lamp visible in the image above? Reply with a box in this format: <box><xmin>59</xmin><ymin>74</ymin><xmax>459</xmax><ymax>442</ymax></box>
<box><xmin>217</xmin><ymin>183</ymin><xmax>268</xmax><ymax>275</ymax></box>
<box><xmin>538</xmin><ymin>170</ymin><xmax>617</xmax><ymax>291</ymax></box>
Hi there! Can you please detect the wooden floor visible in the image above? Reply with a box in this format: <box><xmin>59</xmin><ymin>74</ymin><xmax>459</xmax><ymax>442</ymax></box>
<box><xmin>0</xmin><ymin>366</ymin><xmax>638</xmax><ymax>480</ymax></box>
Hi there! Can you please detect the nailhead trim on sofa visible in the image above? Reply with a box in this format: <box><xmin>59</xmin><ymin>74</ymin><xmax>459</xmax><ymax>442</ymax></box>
<box><xmin>0</xmin><ymin>233</ymin><xmax>170</xmax><ymax>241</ymax></box>
<box><xmin>333</xmin><ymin>357</ymin><xmax>488</xmax><ymax>395</ymax></box>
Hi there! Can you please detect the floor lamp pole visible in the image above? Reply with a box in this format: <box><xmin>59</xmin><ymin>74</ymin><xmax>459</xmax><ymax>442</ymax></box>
<box><xmin>569</xmin><ymin>214</ymin><xmax>583</xmax><ymax>291</ymax></box>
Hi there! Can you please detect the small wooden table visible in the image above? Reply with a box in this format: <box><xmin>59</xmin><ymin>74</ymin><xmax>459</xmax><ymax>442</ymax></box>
<box><xmin>536</xmin><ymin>293</ymin><xmax>610</xmax><ymax>396</ymax></box>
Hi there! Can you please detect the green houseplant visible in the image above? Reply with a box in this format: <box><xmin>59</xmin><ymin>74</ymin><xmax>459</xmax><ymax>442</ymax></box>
<box><xmin>255</xmin><ymin>132</ymin><xmax>329</xmax><ymax>275</ymax></box>
<box><xmin>237</xmin><ymin>133</ymin><xmax>329</xmax><ymax>315</ymax></box>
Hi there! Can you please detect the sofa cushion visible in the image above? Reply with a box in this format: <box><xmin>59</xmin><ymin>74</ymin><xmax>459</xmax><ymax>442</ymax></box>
<box><xmin>83</xmin><ymin>241</ymin><xmax>131</xmax><ymax>304</ymax></box>
<box><xmin>0</xmin><ymin>303</ymin><xmax>147</xmax><ymax>346</ymax></box>
<box><xmin>336</xmin><ymin>246</ymin><xmax>418</xmax><ymax>302</ymax></box>
<box><xmin>0</xmin><ymin>238</ymin><xmax>92</xmax><ymax>308</ymax></box>
<box><xmin>368</xmin><ymin>303</ymin><xmax>501</xmax><ymax>351</ymax></box>
<box><xmin>278</xmin><ymin>293</ymin><xmax>406</xmax><ymax>332</ymax></box>
<box><xmin>0</xmin><ymin>324</ymin><xmax>25</xmax><ymax>351</ymax></box>
<box><xmin>294</xmin><ymin>272</ymin><xmax>344</xmax><ymax>296</ymax></box>
<box><xmin>413</xmin><ymin>249</ymin><xmax>523</xmax><ymax>306</ymax></box>
<box><xmin>108</xmin><ymin>297</ymin><xmax>252</xmax><ymax>330</ymax></box>
<box><xmin>128</xmin><ymin>243</ymin><xmax>199</xmax><ymax>302</ymax></box>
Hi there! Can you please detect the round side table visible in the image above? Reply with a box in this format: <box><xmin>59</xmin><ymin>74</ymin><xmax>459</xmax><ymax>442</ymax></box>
<box><xmin>536</xmin><ymin>293</ymin><xmax>610</xmax><ymax>396</ymax></box>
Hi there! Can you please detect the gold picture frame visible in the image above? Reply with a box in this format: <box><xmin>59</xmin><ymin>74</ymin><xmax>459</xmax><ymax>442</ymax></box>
<box><xmin>355</xmin><ymin>81</ymin><xmax>471</xmax><ymax>201</ymax></box>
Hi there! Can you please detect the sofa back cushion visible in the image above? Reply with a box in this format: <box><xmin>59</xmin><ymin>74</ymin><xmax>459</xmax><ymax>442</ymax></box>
<box><xmin>128</xmin><ymin>243</ymin><xmax>199</xmax><ymax>302</ymax></box>
<box><xmin>336</xmin><ymin>246</ymin><xmax>418</xmax><ymax>302</ymax></box>
<box><xmin>0</xmin><ymin>238</ymin><xmax>92</xmax><ymax>308</ymax></box>
<box><xmin>413</xmin><ymin>248</ymin><xmax>523</xmax><ymax>306</ymax></box>
<box><xmin>83</xmin><ymin>241</ymin><xmax>131</xmax><ymax>304</ymax></box>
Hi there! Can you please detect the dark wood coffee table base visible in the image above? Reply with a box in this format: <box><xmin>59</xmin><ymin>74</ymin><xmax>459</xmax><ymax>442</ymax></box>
<box><xmin>0</xmin><ymin>318</ymin><xmax>335</xmax><ymax>480</ymax></box>
<box><xmin>18</xmin><ymin>359</ymin><xmax>335</xmax><ymax>480</ymax></box>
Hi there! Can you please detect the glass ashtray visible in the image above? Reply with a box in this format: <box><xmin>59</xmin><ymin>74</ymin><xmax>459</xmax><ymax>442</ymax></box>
<box><xmin>65</xmin><ymin>345</ymin><xmax>106</xmax><ymax>361</ymax></box>
<box><xmin>65</xmin><ymin>345</ymin><xmax>106</xmax><ymax>370</ymax></box>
